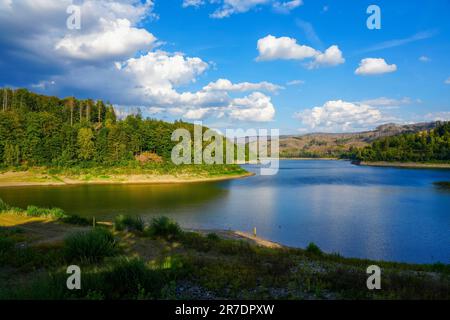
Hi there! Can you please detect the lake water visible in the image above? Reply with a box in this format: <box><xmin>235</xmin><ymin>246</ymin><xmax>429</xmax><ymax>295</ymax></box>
<box><xmin>1</xmin><ymin>160</ymin><xmax>449</xmax><ymax>264</ymax></box>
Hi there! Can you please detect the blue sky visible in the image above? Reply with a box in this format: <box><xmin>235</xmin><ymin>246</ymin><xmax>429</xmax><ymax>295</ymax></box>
<box><xmin>0</xmin><ymin>0</ymin><xmax>449</xmax><ymax>134</ymax></box>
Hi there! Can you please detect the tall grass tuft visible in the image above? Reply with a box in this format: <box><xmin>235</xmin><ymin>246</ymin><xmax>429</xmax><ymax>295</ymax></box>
<box><xmin>145</xmin><ymin>216</ymin><xmax>182</xmax><ymax>240</ymax></box>
<box><xmin>114</xmin><ymin>214</ymin><xmax>144</xmax><ymax>232</ymax></box>
<box><xmin>102</xmin><ymin>257</ymin><xmax>164</xmax><ymax>299</ymax></box>
<box><xmin>206</xmin><ymin>233</ymin><xmax>220</xmax><ymax>241</ymax></box>
<box><xmin>0</xmin><ymin>198</ymin><xmax>10</xmax><ymax>211</ymax></box>
<box><xmin>64</xmin><ymin>228</ymin><xmax>117</xmax><ymax>264</ymax></box>
<box><xmin>26</xmin><ymin>205</ymin><xmax>66</xmax><ymax>219</ymax></box>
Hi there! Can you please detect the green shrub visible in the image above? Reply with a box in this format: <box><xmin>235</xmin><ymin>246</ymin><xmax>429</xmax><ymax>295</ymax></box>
<box><xmin>114</xmin><ymin>215</ymin><xmax>144</xmax><ymax>232</ymax></box>
<box><xmin>102</xmin><ymin>257</ymin><xmax>165</xmax><ymax>299</ymax></box>
<box><xmin>46</xmin><ymin>207</ymin><xmax>66</xmax><ymax>219</ymax></box>
<box><xmin>206</xmin><ymin>233</ymin><xmax>220</xmax><ymax>241</ymax></box>
<box><xmin>306</xmin><ymin>242</ymin><xmax>323</xmax><ymax>256</ymax></box>
<box><xmin>64</xmin><ymin>228</ymin><xmax>117</xmax><ymax>263</ymax></box>
<box><xmin>145</xmin><ymin>216</ymin><xmax>182</xmax><ymax>240</ymax></box>
<box><xmin>60</xmin><ymin>215</ymin><xmax>91</xmax><ymax>226</ymax></box>
<box><xmin>26</xmin><ymin>205</ymin><xmax>46</xmax><ymax>217</ymax></box>
<box><xmin>5</xmin><ymin>207</ymin><xmax>22</xmax><ymax>214</ymax></box>
<box><xmin>26</xmin><ymin>206</ymin><xmax>66</xmax><ymax>219</ymax></box>
<box><xmin>179</xmin><ymin>232</ymin><xmax>212</xmax><ymax>251</ymax></box>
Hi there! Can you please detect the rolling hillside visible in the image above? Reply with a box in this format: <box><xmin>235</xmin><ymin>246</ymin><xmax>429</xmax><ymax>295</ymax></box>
<box><xmin>278</xmin><ymin>122</ymin><xmax>440</xmax><ymax>158</ymax></box>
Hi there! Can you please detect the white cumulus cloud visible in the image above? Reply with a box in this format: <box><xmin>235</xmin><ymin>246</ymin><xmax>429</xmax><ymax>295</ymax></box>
<box><xmin>55</xmin><ymin>18</ymin><xmax>156</xmax><ymax>61</ymax></box>
<box><xmin>256</xmin><ymin>35</ymin><xmax>318</xmax><ymax>61</ymax></box>
<box><xmin>229</xmin><ymin>92</ymin><xmax>276</xmax><ymax>122</ymax></box>
<box><xmin>123</xmin><ymin>51</ymin><xmax>208</xmax><ymax>89</ymax></box>
<box><xmin>294</xmin><ymin>100</ymin><xmax>388</xmax><ymax>132</ymax></box>
<box><xmin>256</xmin><ymin>35</ymin><xmax>344</xmax><ymax>69</ymax></box>
<box><xmin>0</xmin><ymin>0</ymin><xmax>157</xmax><ymax>69</ymax></box>
<box><xmin>308</xmin><ymin>45</ymin><xmax>345</xmax><ymax>69</ymax></box>
<box><xmin>355</xmin><ymin>58</ymin><xmax>397</xmax><ymax>76</ymax></box>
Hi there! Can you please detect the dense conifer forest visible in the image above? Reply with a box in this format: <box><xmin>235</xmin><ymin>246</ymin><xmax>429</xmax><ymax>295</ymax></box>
<box><xmin>0</xmin><ymin>88</ymin><xmax>206</xmax><ymax>167</ymax></box>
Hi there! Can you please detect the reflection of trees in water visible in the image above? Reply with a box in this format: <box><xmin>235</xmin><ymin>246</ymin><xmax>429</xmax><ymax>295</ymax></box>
<box><xmin>0</xmin><ymin>182</ymin><xmax>229</xmax><ymax>218</ymax></box>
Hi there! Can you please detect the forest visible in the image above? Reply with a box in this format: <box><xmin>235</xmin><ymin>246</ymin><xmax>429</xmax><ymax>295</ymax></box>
<box><xmin>0</xmin><ymin>88</ymin><xmax>216</xmax><ymax>168</ymax></box>
<box><xmin>352</xmin><ymin>122</ymin><xmax>450</xmax><ymax>162</ymax></box>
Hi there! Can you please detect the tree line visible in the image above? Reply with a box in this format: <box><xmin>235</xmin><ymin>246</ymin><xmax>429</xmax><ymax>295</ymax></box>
<box><xmin>0</xmin><ymin>88</ymin><xmax>204</xmax><ymax>167</ymax></box>
<box><xmin>350</xmin><ymin>122</ymin><xmax>450</xmax><ymax>162</ymax></box>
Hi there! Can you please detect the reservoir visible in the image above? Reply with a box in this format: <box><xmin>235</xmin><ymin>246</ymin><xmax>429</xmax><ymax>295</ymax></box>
<box><xmin>1</xmin><ymin>160</ymin><xmax>449</xmax><ymax>264</ymax></box>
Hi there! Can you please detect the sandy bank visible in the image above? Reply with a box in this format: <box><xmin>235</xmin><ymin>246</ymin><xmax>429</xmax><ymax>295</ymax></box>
<box><xmin>0</xmin><ymin>170</ymin><xmax>254</xmax><ymax>188</ymax></box>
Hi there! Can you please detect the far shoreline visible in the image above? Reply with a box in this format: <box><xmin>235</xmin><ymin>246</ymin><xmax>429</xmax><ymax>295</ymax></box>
<box><xmin>279</xmin><ymin>157</ymin><xmax>339</xmax><ymax>160</ymax></box>
<box><xmin>356</xmin><ymin>161</ymin><xmax>450</xmax><ymax>169</ymax></box>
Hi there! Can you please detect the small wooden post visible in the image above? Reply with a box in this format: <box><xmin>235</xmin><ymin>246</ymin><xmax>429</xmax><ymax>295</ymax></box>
<box><xmin>253</xmin><ymin>227</ymin><xmax>257</xmax><ymax>237</ymax></box>
<box><xmin>93</xmin><ymin>217</ymin><xmax>96</xmax><ymax>228</ymax></box>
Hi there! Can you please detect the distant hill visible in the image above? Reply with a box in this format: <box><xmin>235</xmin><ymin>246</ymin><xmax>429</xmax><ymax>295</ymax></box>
<box><xmin>278</xmin><ymin>122</ymin><xmax>440</xmax><ymax>158</ymax></box>
<box><xmin>354</xmin><ymin>121</ymin><xmax>450</xmax><ymax>163</ymax></box>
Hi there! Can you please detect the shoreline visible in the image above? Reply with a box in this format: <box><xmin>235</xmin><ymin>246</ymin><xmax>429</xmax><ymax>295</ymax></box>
<box><xmin>0</xmin><ymin>213</ymin><xmax>440</xmax><ymax>266</ymax></box>
<box><xmin>357</xmin><ymin>161</ymin><xmax>450</xmax><ymax>169</ymax></box>
<box><xmin>1</xmin><ymin>212</ymin><xmax>447</xmax><ymax>268</ymax></box>
<box><xmin>279</xmin><ymin>157</ymin><xmax>339</xmax><ymax>160</ymax></box>
<box><xmin>189</xmin><ymin>228</ymin><xmax>284</xmax><ymax>249</ymax></box>
<box><xmin>0</xmin><ymin>171</ymin><xmax>255</xmax><ymax>188</ymax></box>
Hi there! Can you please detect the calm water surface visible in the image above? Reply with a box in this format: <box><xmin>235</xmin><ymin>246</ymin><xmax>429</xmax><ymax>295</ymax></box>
<box><xmin>1</xmin><ymin>160</ymin><xmax>449</xmax><ymax>264</ymax></box>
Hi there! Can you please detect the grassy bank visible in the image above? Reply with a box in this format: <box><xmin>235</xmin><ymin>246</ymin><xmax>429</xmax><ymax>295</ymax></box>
<box><xmin>357</xmin><ymin>161</ymin><xmax>450</xmax><ymax>169</ymax></box>
<box><xmin>0</xmin><ymin>202</ymin><xmax>448</xmax><ymax>300</ymax></box>
<box><xmin>0</xmin><ymin>164</ymin><xmax>251</xmax><ymax>187</ymax></box>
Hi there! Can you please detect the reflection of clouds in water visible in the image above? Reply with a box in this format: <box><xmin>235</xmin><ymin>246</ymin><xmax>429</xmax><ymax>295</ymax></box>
<box><xmin>193</xmin><ymin>185</ymin><xmax>278</xmax><ymax>233</ymax></box>
<box><xmin>244</xmin><ymin>186</ymin><xmax>277</xmax><ymax>229</ymax></box>
<box><xmin>299</xmin><ymin>185</ymin><xmax>354</xmax><ymax>252</ymax></box>
<box><xmin>308</xmin><ymin>185</ymin><xmax>389</xmax><ymax>258</ymax></box>
<box><xmin>359</xmin><ymin>187</ymin><xmax>390</xmax><ymax>260</ymax></box>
